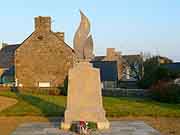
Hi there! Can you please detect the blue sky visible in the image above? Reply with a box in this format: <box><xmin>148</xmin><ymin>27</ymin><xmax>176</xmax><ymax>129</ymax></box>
<box><xmin>0</xmin><ymin>0</ymin><xmax>180</xmax><ymax>61</ymax></box>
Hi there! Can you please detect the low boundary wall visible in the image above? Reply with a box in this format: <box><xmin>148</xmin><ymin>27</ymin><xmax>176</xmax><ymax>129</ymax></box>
<box><xmin>102</xmin><ymin>88</ymin><xmax>150</xmax><ymax>97</ymax></box>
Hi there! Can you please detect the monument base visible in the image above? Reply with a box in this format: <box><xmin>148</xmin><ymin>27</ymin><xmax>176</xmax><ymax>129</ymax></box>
<box><xmin>97</xmin><ymin>121</ymin><xmax>110</xmax><ymax>130</ymax></box>
<box><xmin>61</xmin><ymin>120</ymin><xmax>110</xmax><ymax>130</ymax></box>
<box><xmin>60</xmin><ymin>122</ymin><xmax>71</xmax><ymax>130</ymax></box>
<box><xmin>61</xmin><ymin>62</ymin><xmax>110</xmax><ymax>130</ymax></box>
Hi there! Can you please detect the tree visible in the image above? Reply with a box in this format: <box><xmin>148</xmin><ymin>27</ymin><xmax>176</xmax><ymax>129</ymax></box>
<box><xmin>138</xmin><ymin>56</ymin><xmax>174</xmax><ymax>89</ymax></box>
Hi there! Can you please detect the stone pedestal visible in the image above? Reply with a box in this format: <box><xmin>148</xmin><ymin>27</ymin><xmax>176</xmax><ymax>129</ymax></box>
<box><xmin>61</xmin><ymin>62</ymin><xmax>109</xmax><ymax>130</ymax></box>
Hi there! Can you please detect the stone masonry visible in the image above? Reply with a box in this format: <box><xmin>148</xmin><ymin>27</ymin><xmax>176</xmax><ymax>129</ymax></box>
<box><xmin>15</xmin><ymin>16</ymin><xmax>75</xmax><ymax>87</ymax></box>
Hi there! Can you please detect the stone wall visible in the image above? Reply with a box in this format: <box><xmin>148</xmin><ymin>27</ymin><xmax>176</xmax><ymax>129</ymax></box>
<box><xmin>103</xmin><ymin>81</ymin><xmax>117</xmax><ymax>88</ymax></box>
<box><xmin>15</xmin><ymin>16</ymin><xmax>75</xmax><ymax>87</ymax></box>
<box><xmin>102</xmin><ymin>88</ymin><xmax>150</xmax><ymax>97</ymax></box>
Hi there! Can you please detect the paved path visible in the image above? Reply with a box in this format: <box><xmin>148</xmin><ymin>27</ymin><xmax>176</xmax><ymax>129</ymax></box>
<box><xmin>11</xmin><ymin>120</ymin><xmax>161</xmax><ymax>135</ymax></box>
<box><xmin>0</xmin><ymin>96</ymin><xmax>18</xmax><ymax>111</ymax></box>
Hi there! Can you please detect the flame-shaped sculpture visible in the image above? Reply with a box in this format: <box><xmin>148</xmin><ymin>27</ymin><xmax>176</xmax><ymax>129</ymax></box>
<box><xmin>83</xmin><ymin>35</ymin><xmax>94</xmax><ymax>59</ymax></box>
<box><xmin>73</xmin><ymin>11</ymin><xmax>94</xmax><ymax>60</ymax></box>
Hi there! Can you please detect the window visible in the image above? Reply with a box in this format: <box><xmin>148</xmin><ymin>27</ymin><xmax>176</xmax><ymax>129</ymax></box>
<box><xmin>38</xmin><ymin>82</ymin><xmax>50</xmax><ymax>87</ymax></box>
<box><xmin>19</xmin><ymin>84</ymin><xmax>23</xmax><ymax>87</ymax></box>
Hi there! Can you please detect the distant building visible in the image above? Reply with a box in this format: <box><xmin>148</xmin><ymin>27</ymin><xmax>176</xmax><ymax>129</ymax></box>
<box><xmin>162</xmin><ymin>62</ymin><xmax>180</xmax><ymax>73</ymax></box>
<box><xmin>174</xmin><ymin>78</ymin><xmax>180</xmax><ymax>85</ymax></box>
<box><xmin>158</xmin><ymin>56</ymin><xmax>173</xmax><ymax>64</ymax></box>
<box><xmin>122</xmin><ymin>54</ymin><xmax>144</xmax><ymax>81</ymax></box>
<box><xmin>0</xmin><ymin>43</ymin><xmax>19</xmax><ymax>84</ymax></box>
<box><xmin>91</xmin><ymin>61</ymin><xmax>118</xmax><ymax>88</ymax></box>
<box><xmin>93</xmin><ymin>48</ymin><xmax>144</xmax><ymax>82</ymax></box>
<box><xmin>15</xmin><ymin>16</ymin><xmax>75</xmax><ymax>87</ymax></box>
<box><xmin>93</xmin><ymin>48</ymin><xmax>123</xmax><ymax>80</ymax></box>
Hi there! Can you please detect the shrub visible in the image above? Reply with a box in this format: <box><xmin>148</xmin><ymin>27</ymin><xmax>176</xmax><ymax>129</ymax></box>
<box><xmin>151</xmin><ymin>81</ymin><xmax>180</xmax><ymax>103</ymax></box>
<box><xmin>138</xmin><ymin>66</ymin><xmax>177</xmax><ymax>89</ymax></box>
<box><xmin>87</xmin><ymin>122</ymin><xmax>97</xmax><ymax>129</ymax></box>
<box><xmin>58</xmin><ymin>77</ymin><xmax>68</xmax><ymax>96</ymax></box>
<box><xmin>70</xmin><ymin>122</ymin><xmax>78</xmax><ymax>132</ymax></box>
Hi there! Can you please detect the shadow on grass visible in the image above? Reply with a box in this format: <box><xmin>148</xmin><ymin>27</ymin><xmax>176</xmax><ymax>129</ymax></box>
<box><xmin>16</xmin><ymin>92</ymin><xmax>65</xmax><ymax>118</ymax></box>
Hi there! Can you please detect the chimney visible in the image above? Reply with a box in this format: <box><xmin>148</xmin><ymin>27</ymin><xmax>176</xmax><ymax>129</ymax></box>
<box><xmin>106</xmin><ymin>48</ymin><xmax>115</xmax><ymax>58</ymax></box>
<box><xmin>35</xmin><ymin>16</ymin><xmax>51</xmax><ymax>32</ymax></box>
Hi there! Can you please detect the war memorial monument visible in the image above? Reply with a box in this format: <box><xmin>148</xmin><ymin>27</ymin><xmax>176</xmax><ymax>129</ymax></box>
<box><xmin>61</xmin><ymin>11</ymin><xmax>110</xmax><ymax>130</ymax></box>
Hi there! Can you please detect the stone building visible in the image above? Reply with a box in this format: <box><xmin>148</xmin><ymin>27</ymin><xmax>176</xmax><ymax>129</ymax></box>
<box><xmin>0</xmin><ymin>43</ymin><xmax>19</xmax><ymax>84</ymax></box>
<box><xmin>93</xmin><ymin>48</ymin><xmax>144</xmax><ymax>82</ymax></box>
<box><xmin>15</xmin><ymin>16</ymin><xmax>75</xmax><ymax>87</ymax></box>
<box><xmin>93</xmin><ymin>48</ymin><xmax>124</xmax><ymax>80</ymax></box>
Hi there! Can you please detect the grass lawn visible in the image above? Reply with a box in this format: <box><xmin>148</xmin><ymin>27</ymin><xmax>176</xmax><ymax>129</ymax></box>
<box><xmin>0</xmin><ymin>90</ymin><xmax>180</xmax><ymax>117</ymax></box>
<box><xmin>0</xmin><ymin>91</ymin><xmax>180</xmax><ymax>135</ymax></box>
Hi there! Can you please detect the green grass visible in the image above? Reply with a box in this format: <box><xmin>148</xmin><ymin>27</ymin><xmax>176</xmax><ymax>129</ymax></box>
<box><xmin>0</xmin><ymin>91</ymin><xmax>180</xmax><ymax>117</ymax></box>
<box><xmin>0</xmin><ymin>91</ymin><xmax>66</xmax><ymax>116</ymax></box>
<box><xmin>104</xmin><ymin>97</ymin><xmax>180</xmax><ymax>117</ymax></box>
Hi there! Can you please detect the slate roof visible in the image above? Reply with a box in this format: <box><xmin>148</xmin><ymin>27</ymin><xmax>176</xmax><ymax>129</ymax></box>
<box><xmin>2</xmin><ymin>65</ymin><xmax>14</xmax><ymax>76</ymax></box>
<box><xmin>93</xmin><ymin>56</ymin><xmax>105</xmax><ymax>61</ymax></box>
<box><xmin>0</xmin><ymin>44</ymin><xmax>20</xmax><ymax>68</ymax></box>
<box><xmin>91</xmin><ymin>61</ymin><xmax>118</xmax><ymax>81</ymax></box>
<box><xmin>162</xmin><ymin>63</ymin><xmax>180</xmax><ymax>72</ymax></box>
